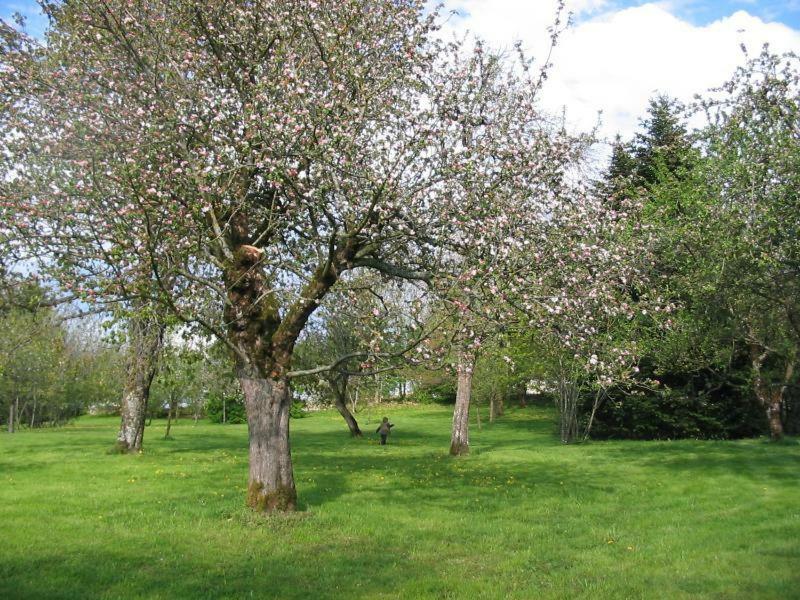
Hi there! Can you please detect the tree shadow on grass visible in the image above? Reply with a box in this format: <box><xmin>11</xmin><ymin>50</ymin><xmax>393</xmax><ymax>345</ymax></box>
<box><xmin>596</xmin><ymin>438</ymin><xmax>800</xmax><ymax>482</ymax></box>
<box><xmin>0</xmin><ymin>536</ymin><xmax>401</xmax><ymax>600</ymax></box>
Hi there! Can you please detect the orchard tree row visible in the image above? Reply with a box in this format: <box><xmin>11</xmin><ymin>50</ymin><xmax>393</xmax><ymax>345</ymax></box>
<box><xmin>1</xmin><ymin>1</ymin><xmax>797</xmax><ymax>512</ymax></box>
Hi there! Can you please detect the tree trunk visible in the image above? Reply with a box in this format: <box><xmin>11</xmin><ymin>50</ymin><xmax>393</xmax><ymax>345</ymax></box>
<box><xmin>115</xmin><ymin>315</ymin><xmax>164</xmax><ymax>453</ymax></box>
<box><xmin>328</xmin><ymin>376</ymin><xmax>362</xmax><ymax>437</ymax></box>
<box><xmin>164</xmin><ymin>404</ymin><xmax>173</xmax><ymax>439</ymax></box>
<box><xmin>583</xmin><ymin>388</ymin><xmax>606</xmax><ymax>441</ymax></box>
<box><xmin>489</xmin><ymin>392</ymin><xmax>496</xmax><ymax>424</ymax></box>
<box><xmin>750</xmin><ymin>345</ymin><xmax>791</xmax><ymax>442</ymax></box>
<box><xmin>164</xmin><ymin>392</ymin><xmax>177</xmax><ymax>439</ymax></box>
<box><xmin>450</xmin><ymin>356</ymin><xmax>473</xmax><ymax>456</ymax></box>
<box><xmin>8</xmin><ymin>398</ymin><xmax>14</xmax><ymax>433</ymax></box>
<box><xmin>30</xmin><ymin>395</ymin><xmax>36</xmax><ymax>429</ymax></box>
<box><xmin>238</xmin><ymin>365</ymin><xmax>297</xmax><ymax>512</ymax></box>
<box><xmin>764</xmin><ymin>388</ymin><xmax>784</xmax><ymax>441</ymax></box>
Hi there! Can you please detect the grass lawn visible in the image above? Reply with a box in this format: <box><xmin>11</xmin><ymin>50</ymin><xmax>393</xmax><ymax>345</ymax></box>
<box><xmin>0</xmin><ymin>404</ymin><xmax>798</xmax><ymax>599</ymax></box>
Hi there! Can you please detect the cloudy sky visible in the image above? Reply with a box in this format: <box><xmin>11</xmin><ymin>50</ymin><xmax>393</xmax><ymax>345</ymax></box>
<box><xmin>440</xmin><ymin>1</ymin><xmax>800</xmax><ymax>139</ymax></box>
<box><xmin>2</xmin><ymin>0</ymin><xmax>799</xmax><ymax>140</ymax></box>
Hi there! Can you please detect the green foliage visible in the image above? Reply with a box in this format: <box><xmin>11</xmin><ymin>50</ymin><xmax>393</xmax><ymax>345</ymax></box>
<box><xmin>585</xmin><ymin>378</ymin><xmax>767</xmax><ymax>440</ymax></box>
<box><xmin>289</xmin><ymin>399</ymin><xmax>306</xmax><ymax>419</ymax></box>
<box><xmin>205</xmin><ymin>393</ymin><xmax>246</xmax><ymax>424</ymax></box>
<box><xmin>0</xmin><ymin>298</ymin><xmax>124</xmax><ymax>429</ymax></box>
<box><xmin>407</xmin><ymin>376</ymin><xmax>456</xmax><ymax>404</ymax></box>
<box><xmin>0</xmin><ymin>407</ymin><xmax>798</xmax><ymax>598</ymax></box>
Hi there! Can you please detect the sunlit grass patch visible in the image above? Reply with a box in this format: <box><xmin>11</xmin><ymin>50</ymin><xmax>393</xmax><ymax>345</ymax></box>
<box><xmin>0</xmin><ymin>406</ymin><xmax>798</xmax><ymax>599</ymax></box>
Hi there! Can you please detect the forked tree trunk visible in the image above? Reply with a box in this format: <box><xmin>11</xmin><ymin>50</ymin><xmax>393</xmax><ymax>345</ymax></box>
<box><xmin>328</xmin><ymin>375</ymin><xmax>362</xmax><ymax>437</ymax></box>
<box><xmin>450</xmin><ymin>355</ymin><xmax>474</xmax><ymax>456</ymax></box>
<box><xmin>238</xmin><ymin>365</ymin><xmax>297</xmax><ymax>512</ymax></box>
<box><xmin>223</xmin><ymin>232</ymin><xmax>351</xmax><ymax>512</ymax></box>
<box><xmin>115</xmin><ymin>315</ymin><xmax>164</xmax><ymax>453</ymax></box>
<box><xmin>750</xmin><ymin>345</ymin><xmax>793</xmax><ymax>442</ymax></box>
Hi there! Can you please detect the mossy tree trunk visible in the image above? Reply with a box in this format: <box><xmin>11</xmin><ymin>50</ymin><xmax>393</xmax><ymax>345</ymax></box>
<box><xmin>115</xmin><ymin>315</ymin><xmax>164</xmax><ymax>453</ymax></box>
<box><xmin>238</xmin><ymin>365</ymin><xmax>297</xmax><ymax>511</ymax></box>
<box><xmin>221</xmin><ymin>205</ymin><xmax>362</xmax><ymax>511</ymax></box>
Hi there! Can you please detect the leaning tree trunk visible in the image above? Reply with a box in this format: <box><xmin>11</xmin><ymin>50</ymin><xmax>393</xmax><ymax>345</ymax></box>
<box><xmin>450</xmin><ymin>355</ymin><xmax>474</xmax><ymax>456</ymax></box>
<box><xmin>238</xmin><ymin>364</ymin><xmax>297</xmax><ymax>512</ymax></box>
<box><xmin>115</xmin><ymin>315</ymin><xmax>164</xmax><ymax>453</ymax></box>
<box><xmin>327</xmin><ymin>375</ymin><xmax>362</xmax><ymax>437</ymax></box>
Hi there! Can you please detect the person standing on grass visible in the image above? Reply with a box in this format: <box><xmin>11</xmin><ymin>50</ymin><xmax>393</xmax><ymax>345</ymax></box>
<box><xmin>376</xmin><ymin>417</ymin><xmax>394</xmax><ymax>445</ymax></box>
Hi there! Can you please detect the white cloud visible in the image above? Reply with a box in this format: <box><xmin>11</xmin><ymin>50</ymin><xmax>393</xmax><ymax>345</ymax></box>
<box><xmin>440</xmin><ymin>1</ymin><xmax>800</xmax><ymax>140</ymax></box>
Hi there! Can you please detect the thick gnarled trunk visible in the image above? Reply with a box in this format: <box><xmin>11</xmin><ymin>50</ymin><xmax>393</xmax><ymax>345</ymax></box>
<box><xmin>238</xmin><ymin>366</ymin><xmax>297</xmax><ymax>511</ymax></box>
<box><xmin>328</xmin><ymin>375</ymin><xmax>362</xmax><ymax>437</ymax></box>
<box><xmin>223</xmin><ymin>226</ymin><xmax>350</xmax><ymax>511</ymax></box>
<box><xmin>450</xmin><ymin>355</ymin><xmax>473</xmax><ymax>456</ymax></box>
<box><xmin>115</xmin><ymin>316</ymin><xmax>164</xmax><ymax>453</ymax></box>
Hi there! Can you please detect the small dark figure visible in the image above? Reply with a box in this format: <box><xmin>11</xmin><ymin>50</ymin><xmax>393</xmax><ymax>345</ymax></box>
<box><xmin>376</xmin><ymin>416</ymin><xmax>394</xmax><ymax>445</ymax></box>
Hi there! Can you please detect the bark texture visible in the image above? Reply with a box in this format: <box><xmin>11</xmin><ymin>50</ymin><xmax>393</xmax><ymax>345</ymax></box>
<box><xmin>222</xmin><ymin>215</ymin><xmax>355</xmax><ymax>511</ymax></box>
<box><xmin>450</xmin><ymin>356</ymin><xmax>473</xmax><ymax>456</ymax></box>
<box><xmin>239</xmin><ymin>366</ymin><xmax>297</xmax><ymax>512</ymax></box>
<box><xmin>115</xmin><ymin>315</ymin><xmax>164</xmax><ymax>452</ymax></box>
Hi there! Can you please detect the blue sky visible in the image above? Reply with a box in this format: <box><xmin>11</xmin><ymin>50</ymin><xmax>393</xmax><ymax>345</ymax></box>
<box><xmin>0</xmin><ymin>1</ymin><xmax>47</xmax><ymax>37</ymax></box>
<box><xmin>604</xmin><ymin>1</ymin><xmax>799</xmax><ymax>28</ymax></box>
<box><xmin>2</xmin><ymin>0</ymin><xmax>799</xmax><ymax>34</ymax></box>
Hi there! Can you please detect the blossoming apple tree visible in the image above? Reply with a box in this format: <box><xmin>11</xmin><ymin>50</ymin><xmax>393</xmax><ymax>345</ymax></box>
<box><xmin>1</xmin><ymin>0</ymin><xmax>663</xmax><ymax>510</ymax></box>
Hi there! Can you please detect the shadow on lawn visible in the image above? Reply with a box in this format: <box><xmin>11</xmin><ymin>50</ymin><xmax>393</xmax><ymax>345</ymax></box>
<box><xmin>0</xmin><ymin>536</ymin><xmax>401</xmax><ymax>600</ymax></box>
<box><xmin>601</xmin><ymin>439</ymin><xmax>800</xmax><ymax>482</ymax></box>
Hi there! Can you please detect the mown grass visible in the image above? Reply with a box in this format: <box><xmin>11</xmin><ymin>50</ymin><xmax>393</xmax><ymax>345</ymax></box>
<box><xmin>0</xmin><ymin>404</ymin><xmax>798</xmax><ymax>599</ymax></box>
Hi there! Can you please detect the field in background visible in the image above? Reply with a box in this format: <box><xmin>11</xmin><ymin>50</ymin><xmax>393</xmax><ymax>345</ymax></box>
<box><xmin>1</xmin><ymin>405</ymin><xmax>798</xmax><ymax>599</ymax></box>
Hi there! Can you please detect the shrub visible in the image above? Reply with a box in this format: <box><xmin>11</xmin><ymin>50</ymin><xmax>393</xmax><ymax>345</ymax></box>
<box><xmin>583</xmin><ymin>377</ymin><xmax>767</xmax><ymax>440</ymax></box>
<box><xmin>289</xmin><ymin>400</ymin><xmax>306</xmax><ymax>419</ymax></box>
<box><xmin>206</xmin><ymin>393</ymin><xmax>246</xmax><ymax>424</ymax></box>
